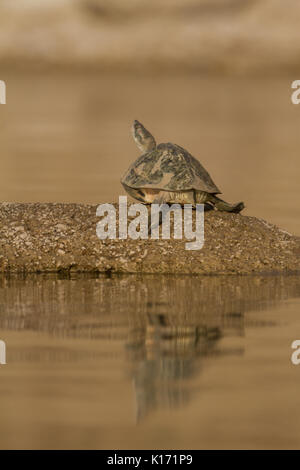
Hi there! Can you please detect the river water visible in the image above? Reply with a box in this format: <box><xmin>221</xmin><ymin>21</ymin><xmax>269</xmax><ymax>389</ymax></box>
<box><xmin>0</xmin><ymin>274</ymin><xmax>300</xmax><ymax>449</ymax></box>
<box><xmin>0</xmin><ymin>73</ymin><xmax>300</xmax><ymax>449</ymax></box>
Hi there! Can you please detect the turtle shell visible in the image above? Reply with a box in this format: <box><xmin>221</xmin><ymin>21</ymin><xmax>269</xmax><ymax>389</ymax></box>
<box><xmin>121</xmin><ymin>143</ymin><xmax>221</xmax><ymax>194</ymax></box>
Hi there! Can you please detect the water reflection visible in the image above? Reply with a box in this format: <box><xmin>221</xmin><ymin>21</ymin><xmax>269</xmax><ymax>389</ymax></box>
<box><xmin>128</xmin><ymin>310</ymin><xmax>244</xmax><ymax>422</ymax></box>
<box><xmin>1</xmin><ymin>274</ymin><xmax>299</xmax><ymax>334</ymax></box>
<box><xmin>0</xmin><ymin>274</ymin><xmax>299</xmax><ymax>427</ymax></box>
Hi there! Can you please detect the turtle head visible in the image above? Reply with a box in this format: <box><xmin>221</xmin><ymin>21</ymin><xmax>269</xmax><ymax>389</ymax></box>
<box><xmin>132</xmin><ymin>120</ymin><xmax>156</xmax><ymax>153</ymax></box>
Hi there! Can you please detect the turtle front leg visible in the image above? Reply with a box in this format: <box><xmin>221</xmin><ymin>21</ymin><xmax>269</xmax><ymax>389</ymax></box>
<box><xmin>209</xmin><ymin>195</ymin><xmax>245</xmax><ymax>213</ymax></box>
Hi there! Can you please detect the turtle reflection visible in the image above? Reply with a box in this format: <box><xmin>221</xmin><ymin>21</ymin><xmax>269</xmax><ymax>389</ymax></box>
<box><xmin>127</xmin><ymin>308</ymin><xmax>245</xmax><ymax>422</ymax></box>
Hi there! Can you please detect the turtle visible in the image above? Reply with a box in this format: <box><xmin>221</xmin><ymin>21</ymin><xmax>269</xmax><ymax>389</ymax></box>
<box><xmin>121</xmin><ymin>120</ymin><xmax>245</xmax><ymax>213</ymax></box>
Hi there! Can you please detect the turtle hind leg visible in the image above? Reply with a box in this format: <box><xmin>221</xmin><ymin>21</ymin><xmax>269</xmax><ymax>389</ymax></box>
<box><xmin>209</xmin><ymin>195</ymin><xmax>245</xmax><ymax>213</ymax></box>
<box><xmin>194</xmin><ymin>190</ymin><xmax>215</xmax><ymax>211</ymax></box>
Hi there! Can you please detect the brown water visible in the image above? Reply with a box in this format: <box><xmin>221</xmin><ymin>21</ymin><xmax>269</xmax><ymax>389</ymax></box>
<box><xmin>0</xmin><ymin>274</ymin><xmax>300</xmax><ymax>449</ymax></box>
<box><xmin>1</xmin><ymin>73</ymin><xmax>300</xmax><ymax>449</ymax></box>
<box><xmin>0</xmin><ymin>72</ymin><xmax>300</xmax><ymax>234</ymax></box>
